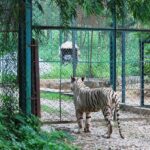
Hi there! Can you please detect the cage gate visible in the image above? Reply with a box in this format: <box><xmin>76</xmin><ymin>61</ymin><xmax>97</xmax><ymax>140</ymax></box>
<box><xmin>28</xmin><ymin>1</ymin><xmax>150</xmax><ymax>123</ymax></box>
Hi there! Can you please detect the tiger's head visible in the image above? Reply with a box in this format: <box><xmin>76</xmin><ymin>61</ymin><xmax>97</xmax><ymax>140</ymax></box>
<box><xmin>70</xmin><ymin>77</ymin><xmax>85</xmax><ymax>91</ymax></box>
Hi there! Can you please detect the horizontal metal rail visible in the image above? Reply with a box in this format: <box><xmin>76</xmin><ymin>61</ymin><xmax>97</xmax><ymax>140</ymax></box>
<box><xmin>1</xmin><ymin>26</ymin><xmax>150</xmax><ymax>33</ymax></box>
<box><xmin>39</xmin><ymin>60</ymin><xmax>142</xmax><ymax>64</ymax></box>
<box><xmin>32</xmin><ymin>25</ymin><xmax>150</xmax><ymax>32</ymax></box>
<box><xmin>42</xmin><ymin>117</ymin><xmax>150</xmax><ymax>124</ymax></box>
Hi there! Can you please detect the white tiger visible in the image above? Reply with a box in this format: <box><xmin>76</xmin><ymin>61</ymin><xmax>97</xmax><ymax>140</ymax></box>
<box><xmin>71</xmin><ymin>77</ymin><xmax>124</xmax><ymax>139</ymax></box>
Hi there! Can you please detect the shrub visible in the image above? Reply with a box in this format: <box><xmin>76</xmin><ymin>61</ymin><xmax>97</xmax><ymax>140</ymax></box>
<box><xmin>0</xmin><ymin>111</ymin><xmax>78</xmax><ymax>150</ymax></box>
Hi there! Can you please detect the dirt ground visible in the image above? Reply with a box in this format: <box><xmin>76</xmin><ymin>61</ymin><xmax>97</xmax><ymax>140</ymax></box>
<box><xmin>40</xmin><ymin>79</ymin><xmax>150</xmax><ymax>149</ymax></box>
<box><xmin>41</xmin><ymin>98</ymin><xmax>150</xmax><ymax>150</ymax></box>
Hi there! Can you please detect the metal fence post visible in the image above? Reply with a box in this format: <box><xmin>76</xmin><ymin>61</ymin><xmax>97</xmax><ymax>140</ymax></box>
<box><xmin>112</xmin><ymin>0</ymin><xmax>117</xmax><ymax>91</ymax></box>
<box><xmin>18</xmin><ymin>1</ymin><xmax>25</xmax><ymax>113</ymax></box>
<box><xmin>109</xmin><ymin>31</ymin><xmax>113</xmax><ymax>85</ymax></box>
<box><xmin>25</xmin><ymin>0</ymin><xmax>32</xmax><ymax>114</ymax></box>
<box><xmin>121</xmin><ymin>31</ymin><xmax>126</xmax><ymax>103</ymax></box>
<box><xmin>72</xmin><ymin>18</ymin><xmax>77</xmax><ymax>77</ymax></box>
<box><xmin>87</xmin><ymin>31</ymin><xmax>90</xmax><ymax>79</ymax></box>
<box><xmin>59</xmin><ymin>30</ymin><xmax>62</xmax><ymax>121</ymax></box>
<box><xmin>140</xmin><ymin>40</ymin><xmax>144</xmax><ymax>106</ymax></box>
<box><xmin>121</xmin><ymin>1</ymin><xmax>126</xmax><ymax>103</ymax></box>
<box><xmin>18</xmin><ymin>0</ymin><xmax>32</xmax><ymax>114</ymax></box>
<box><xmin>31</xmin><ymin>39</ymin><xmax>41</xmax><ymax>117</ymax></box>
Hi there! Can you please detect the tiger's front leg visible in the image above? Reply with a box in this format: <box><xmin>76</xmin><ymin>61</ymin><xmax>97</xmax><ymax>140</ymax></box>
<box><xmin>102</xmin><ymin>107</ymin><xmax>113</xmax><ymax>138</ymax></box>
<box><xmin>84</xmin><ymin>112</ymin><xmax>92</xmax><ymax>132</ymax></box>
<box><xmin>76</xmin><ymin>110</ymin><xmax>84</xmax><ymax>133</ymax></box>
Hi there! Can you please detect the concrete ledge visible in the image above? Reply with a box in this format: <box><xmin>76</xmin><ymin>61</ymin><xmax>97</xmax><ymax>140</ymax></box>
<box><xmin>120</xmin><ymin>103</ymin><xmax>150</xmax><ymax>115</ymax></box>
<box><xmin>40</xmin><ymin>88</ymin><xmax>73</xmax><ymax>97</ymax></box>
<box><xmin>40</xmin><ymin>88</ymin><xmax>71</xmax><ymax>93</ymax></box>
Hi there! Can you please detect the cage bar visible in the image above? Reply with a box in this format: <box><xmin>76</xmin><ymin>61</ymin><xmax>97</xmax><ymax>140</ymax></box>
<box><xmin>18</xmin><ymin>0</ymin><xmax>32</xmax><ymax>114</ymax></box>
<box><xmin>31</xmin><ymin>39</ymin><xmax>41</xmax><ymax>117</ymax></box>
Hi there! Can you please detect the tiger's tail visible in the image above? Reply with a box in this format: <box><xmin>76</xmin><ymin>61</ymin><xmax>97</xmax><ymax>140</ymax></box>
<box><xmin>115</xmin><ymin>102</ymin><xmax>124</xmax><ymax>139</ymax></box>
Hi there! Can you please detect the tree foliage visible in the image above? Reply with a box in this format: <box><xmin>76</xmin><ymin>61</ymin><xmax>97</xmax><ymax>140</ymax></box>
<box><xmin>128</xmin><ymin>0</ymin><xmax>150</xmax><ymax>23</ymax></box>
<box><xmin>47</xmin><ymin>0</ymin><xmax>150</xmax><ymax>26</ymax></box>
<box><xmin>1</xmin><ymin>0</ymin><xmax>150</xmax><ymax>28</ymax></box>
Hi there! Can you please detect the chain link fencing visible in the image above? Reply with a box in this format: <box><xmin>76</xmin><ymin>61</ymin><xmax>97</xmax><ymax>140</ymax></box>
<box><xmin>36</xmin><ymin>29</ymin><xmax>150</xmax><ymax>123</ymax></box>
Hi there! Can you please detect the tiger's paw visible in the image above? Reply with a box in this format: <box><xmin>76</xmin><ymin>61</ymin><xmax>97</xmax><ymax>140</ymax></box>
<box><xmin>84</xmin><ymin>127</ymin><xmax>91</xmax><ymax>133</ymax></box>
<box><xmin>102</xmin><ymin>133</ymin><xmax>111</xmax><ymax>139</ymax></box>
<box><xmin>77</xmin><ymin>128</ymin><xmax>84</xmax><ymax>134</ymax></box>
<box><xmin>73</xmin><ymin>128</ymin><xmax>83</xmax><ymax>134</ymax></box>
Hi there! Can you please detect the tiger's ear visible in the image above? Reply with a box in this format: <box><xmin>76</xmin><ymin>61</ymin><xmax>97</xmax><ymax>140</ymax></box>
<box><xmin>71</xmin><ymin>76</ymin><xmax>76</xmax><ymax>82</ymax></box>
<box><xmin>81</xmin><ymin>77</ymin><xmax>85</xmax><ymax>81</ymax></box>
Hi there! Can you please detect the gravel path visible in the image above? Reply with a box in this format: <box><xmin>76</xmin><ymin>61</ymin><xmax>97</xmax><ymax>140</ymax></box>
<box><xmin>42</xmin><ymin>114</ymin><xmax>150</xmax><ymax>150</ymax></box>
<box><xmin>41</xmin><ymin>98</ymin><xmax>150</xmax><ymax>150</ymax></box>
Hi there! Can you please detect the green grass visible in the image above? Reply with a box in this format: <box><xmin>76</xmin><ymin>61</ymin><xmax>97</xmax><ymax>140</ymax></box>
<box><xmin>41</xmin><ymin>105</ymin><xmax>69</xmax><ymax>115</ymax></box>
<box><xmin>40</xmin><ymin>62</ymin><xmax>111</xmax><ymax>79</ymax></box>
<box><xmin>40</xmin><ymin>64</ymin><xmax>72</xmax><ymax>79</ymax></box>
<box><xmin>40</xmin><ymin>92</ymin><xmax>72</xmax><ymax>101</ymax></box>
<box><xmin>40</xmin><ymin>61</ymin><xmax>141</xmax><ymax>79</ymax></box>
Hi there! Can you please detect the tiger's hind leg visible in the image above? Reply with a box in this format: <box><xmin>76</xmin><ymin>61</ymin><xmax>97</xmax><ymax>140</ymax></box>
<box><xmin>102</xmin><ymin>107</ymin><xmax>113</xmax><ymax>138</ymax></box>
<box><xmin>84</xmin><ymin>112</ymin><xmax>91</xmax><ymax>132</ymax></box>
<box><xmin>76</xmin><ymin>110</ymin><xmax>84</xmax><ymax>133</ymax></box>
